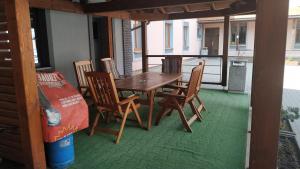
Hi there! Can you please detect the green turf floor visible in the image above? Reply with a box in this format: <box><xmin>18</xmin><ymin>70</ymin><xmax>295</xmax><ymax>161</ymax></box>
<box><xmin>68</xmin><ymin>89</ymin><xmax>249</xmax><ymax>169</ymax></box>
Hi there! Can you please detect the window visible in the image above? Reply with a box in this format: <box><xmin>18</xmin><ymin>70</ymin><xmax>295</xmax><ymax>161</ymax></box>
<box><xmin>295</xmin><ymin>19</ymin><xmax>300</xmax><ymax>49</ymax></box>
<box><xmin>165</xmin><ymin>21</ymin><xmax>173</xmax><ymax>51</ymax></box>
<box><xmin>183</xmin><ymin>22</ymin><xmax>189</xmax><ymax>50</ymax></box>
<box><xmin>197</xmin><ymin>23</ymin><xmax>203</xmax><ymax>39</ymax></box>
<box><xmin>230</xmin><ymin>22</ymin><xmax>247</xmax><ymax>47</ymax></box>
<box><xmin>30</xmin><ymin>8</ymin><xmax>50</xmax><ymax>68</ymax></box>
<box><xmin>132</xmin><ymin>21</ymin><xmax>142</xmax><ymax>53</ymax></box>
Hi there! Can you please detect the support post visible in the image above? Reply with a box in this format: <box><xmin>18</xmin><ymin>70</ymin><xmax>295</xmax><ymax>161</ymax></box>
<box><xmin>141</xmin><ymin>21</ymin><xmax>148</xmax><ymax>72</ymax></box>
<box><xmin>222</xmin><ymin>15</ymin><xmax>229</xmax><ymax>86</ymax></box>
<box><xmin>249</xmin><ymin>0</ymin><xmax>289</xmax><ymax>168</ymax></box>
<box><xmin>5</xmin><ymin>0</ymin><xmax>46</xmax><ymax>168</ymax></box>
<box><xmin>107</xmin><ymin>16</ymin><xmax>114</xmax><ymax>58</ymax></box>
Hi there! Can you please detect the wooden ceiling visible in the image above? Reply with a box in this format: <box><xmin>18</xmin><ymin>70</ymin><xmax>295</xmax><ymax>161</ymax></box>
<box><xmin>28</xmin><ymin>0</ymin><xmax>256</xmax><ymax>21</ymax></box>
<box><xmin>84</xmin><ymin>0</ymin><xmax>256</xmax><ymax>21</ymax></box>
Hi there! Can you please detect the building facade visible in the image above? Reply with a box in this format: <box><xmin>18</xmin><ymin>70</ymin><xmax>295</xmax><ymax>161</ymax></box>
<box><xmin>131</xmin><ymin>19</ymin><xmax>202</xmax><ymax>71</ymax></box>
<box><xmin>198</xmin><ymin>7</ymin><xmax>300</xmax><ymax>60</ymax></box>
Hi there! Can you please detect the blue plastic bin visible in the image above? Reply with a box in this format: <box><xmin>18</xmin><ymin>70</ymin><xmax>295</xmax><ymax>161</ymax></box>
<box><xmin>45</xmin><ymin>134</ymin><xmax>75</xmax><ymax>169</ymax></box>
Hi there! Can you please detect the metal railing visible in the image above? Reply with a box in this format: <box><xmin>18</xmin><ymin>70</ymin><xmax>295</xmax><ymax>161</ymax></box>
<box><xmin>146</xmin><ymin>55</ymin><xmax>224</xmax><ymax>85</ymax></box>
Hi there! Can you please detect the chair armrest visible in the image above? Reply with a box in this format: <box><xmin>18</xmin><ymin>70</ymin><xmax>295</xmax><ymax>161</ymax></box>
<box><xmin>118</xmin><ymin>94</ymin><xmax>139</xmax><ymax>105</ymax></box>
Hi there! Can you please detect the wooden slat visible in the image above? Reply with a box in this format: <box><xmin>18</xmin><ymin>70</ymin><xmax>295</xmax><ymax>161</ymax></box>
<box><xmin>0</xmin><ymin>51</ymin><xmax>12</xmax><ymax>67</ymax></box>
<box><xmin>0</xmin><ymin>67</ymin><xmax>13</xmax><ymax>77</ymax></box>
<box><xmin>0</xmin><ymin>144</ymin><xmax>24</xmax><ymax>163</ymax></box>
<box><xmin>0</xmin><ymin>51</ymin><xmax>11</xmax><ymax>58</ymax></box>
<box><xmin>0</xmin><ymin>101</ymin><xmax>17</xmax><ymax>111</ymax></box>
<box><xmin>0</xmin><ymin>77</ymin><xmax>13</xmax><ymax>85</ymax></box>
<box><xmin>0</xmin><ymin>33</ymin><xmax>9</xmax><ymax>40</ymax></box>
<box><xmin>0</xmin><ymin>108</ymin><xmax>18</xmax><ymax>118</ymax></box>
<box><xmin>0</xmin><ymin>15</ymin><xmax>6</xmax><ymax>22</ymax></box>
<box><xmin>0</xmin><ymin>138</ymin><xmax>22</xmax><ymax>150</ymax></box>
<box><xmin>0</xmin><ymin>85</ymin><xmax>15</xmax><ymax>94</ymax></box>
<box><xmin>0</xmin><ymin>23</ymin><xmax>8</xmax><ymax>31</ymax></box>
<box><xmin>0</xmin><ymin>128</ymin><xmax>20</xmax><ymax>140</ymax></box>
<box><xmin>0</xmin><ymin>60</ymin><xmax>12</xmax><ymax>67</ymax></box>
<box><xmin>0</xmin><ymin>42</ymin><xmax>10</xmax><ymax>49</ymax></box>
<box><xmin>0</xmin><ymin>116</ymin><xmax>19</xmax><ymax>125</ymax></box>
<box><xmin>0</xmin><ymin>93</ymin><xmax>16</xmax><ymax>102</ymax></box>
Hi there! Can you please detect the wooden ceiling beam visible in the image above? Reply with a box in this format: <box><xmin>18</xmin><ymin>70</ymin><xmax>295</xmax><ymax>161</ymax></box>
<box><xmin>159</xmin><ymin>7</ymin><xmax>167</xmax><ymax>14</ymax></box>
<box><xmin>84</xmin><ymin>0</ymin><xmax>232</xmax><ymax>13</ymax></box>
<box><xmin>130</xmin><ymin>12</ymin><xmax>168</xmax><ymax>21</ymax></box>
<box><xmin>92</xmin><ymin>11</ymin><xmax>131</xmax><ymax>20</ymax></box>
<box><xmin>183</xmin><ymin>5</ymin><xmax>191</xmax><ymax>13</ymax></box>
<box><xmin>29</xmin><ymin>0</ymin><xmax>84</xmax><ymax>13</ymax></box>
<box><xmin>152</xmin><ymin>1</ymin><xmax>256</xmax><ymax>21</ymax></box>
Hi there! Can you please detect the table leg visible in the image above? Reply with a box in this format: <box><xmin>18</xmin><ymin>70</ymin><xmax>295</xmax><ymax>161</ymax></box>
<box><xmin>147</xmin><ymin>90</ymin><xmax>155</xmax><ymax>130</ymax></box>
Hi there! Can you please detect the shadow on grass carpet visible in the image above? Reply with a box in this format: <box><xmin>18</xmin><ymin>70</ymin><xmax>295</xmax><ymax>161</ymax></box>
<box><xmin>69</xmin><ymin>89</ymin><xmax>249</xmax><ymax>169</ymax></box>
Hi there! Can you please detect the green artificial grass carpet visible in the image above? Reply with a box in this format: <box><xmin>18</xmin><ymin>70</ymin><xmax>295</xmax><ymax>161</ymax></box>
<box><xmin>69</xmin><ymin>89</ymin><xmax>249</xmax><ymax>169</ymax></box>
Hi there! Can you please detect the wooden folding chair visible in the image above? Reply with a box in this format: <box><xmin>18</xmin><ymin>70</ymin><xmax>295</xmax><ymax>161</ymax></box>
<box><xmin>73</xmin><ymin>60</ymin><xmax>95</xmax><ymax>97</ymax></box>
<box><xmin>155</xmin><ymin>64</ymin><xmax>204</xmax><ymax>132</ymax></box>
<box><xmin>85</xmin><ymin>72</ymin><xmax>144</xmax><ymax>144</ymax></box>
<box><xmin>101</xmin><ymin>58</ymin><xmax>134</xmax><ymax>95</ymax></box>
<box><xmin>161</xmin><ymin>56</ymin><xmax>183</xmax><ymax>91</ymax></box>
<box><xmin>165</xmin><ymin>60</ymin><xmax>207</xmax><ymax>112</ymax></box>
<box><xmin>101</xmin><ymin>58</ymin><xmax>123</xmax><ymax>80</ymax></box>
<box><xmin>194</xmin><ymin>60</ymin><xmax>207</xmax><ymax>112</ymax></box>
<box><xmin>161</xmin><ymin>56</ymin><xmax>182</xmax><ymax>74</ymax></box>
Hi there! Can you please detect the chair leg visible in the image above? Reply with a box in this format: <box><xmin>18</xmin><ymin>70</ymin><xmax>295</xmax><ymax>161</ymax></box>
<box><xmin>196</xmin><ymin>94</ymin><xmax>207</xmax><ymax>111</ymax></box>
<box><xmin>166</xmin><ymin>108</ymin><xmax>174</xmax><ymax>116</ymax></box>
<box><xmin>155</xmin><ymin>106</ymin><xmax>166</xmax><ymax>126</ymax></box>
<box><xmin>115</xmin><ymin>105</ymin><xmax>130</xmax><ymax>144</ymax></box>
<box><xmin>189</xmin><ymin>100</ymin><xmax>202</xmax><ymax>121</ymax></box>
<box><xmin>174</xmin><ymin>100</ymin><xmax>192</xmax><ymax>132</ymax></box>
<box><xmin>90</xmin><ymin>112</ymin><xmax>101</xmax><ymax>136</ymax></box>
<box><xmin>131</xmin><ymin>102</ymin><xmax>144</xmax><ymax>129</ymax></box>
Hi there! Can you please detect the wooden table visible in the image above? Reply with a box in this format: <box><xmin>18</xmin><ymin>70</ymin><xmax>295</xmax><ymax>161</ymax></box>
<box><xmin>115</xmin><ymin>72</ymin><xmax>182</xmax><ymax>130</ymax></box>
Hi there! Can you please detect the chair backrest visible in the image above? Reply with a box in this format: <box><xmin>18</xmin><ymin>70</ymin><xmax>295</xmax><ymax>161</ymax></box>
<box><xmin>73</xmin><ymin>60</ymin><xmax>95</xmax><ymax>90</ymax></box>
<box><xmin>85</xmin><ymin>72</ymin><xmax>120</xmax><ymax>110</ymax></box>
<box><xmin>185</xmin><ymin>65</ymin><xmax>203</xmax><ymax>100</ymax></box>
<box><xmin>101</xmin><ymin>58</ymin><xmax>120</xmax><ymax>79</ymax></box>
<box><xmin>196</xmin><ymin>60</ymin><xmax>205</xmax><ymax>91</ymax></box>
<box><xmin>162</xmin><ymin>56</ymin><xmax>182</xmax><ymax>74</ymax></box>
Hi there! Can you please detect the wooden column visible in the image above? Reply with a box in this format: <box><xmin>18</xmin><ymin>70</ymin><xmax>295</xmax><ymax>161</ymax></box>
<box><xmin>5</xmin><ymin>0</ymin><xmax>46</xmax><ymax>168</ymax></box>
<box><xmin>141</xmin><ymin>21</ymin><xmax>148</xmax><ymax>72</ymax></box>
<box><xmin>222</xmin><ymin>15</ymin><xmax>229</xmax><ymax>86</ymax></box>
<box><xmin>249</xmin><ymin>0</ymin><xmax>289</xmax><ymax>168</ymax></box>
<box><xmin>107</xmin><ymin>16</ymin><xmax>114</xmax><ymax>58</ymax></box>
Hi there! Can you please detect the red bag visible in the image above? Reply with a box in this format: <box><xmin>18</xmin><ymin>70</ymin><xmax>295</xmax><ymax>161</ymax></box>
<box><xmin>37</xmin><ymin>72</ymin><xmax>89</xmax><ymax>143</ymax></box>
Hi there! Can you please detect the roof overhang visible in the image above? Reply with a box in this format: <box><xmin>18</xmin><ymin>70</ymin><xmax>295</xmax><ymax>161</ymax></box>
<box><xmin>84</xmin><ymin>0</ymin><xmax>256</xmax><ymax>21</ymax></box>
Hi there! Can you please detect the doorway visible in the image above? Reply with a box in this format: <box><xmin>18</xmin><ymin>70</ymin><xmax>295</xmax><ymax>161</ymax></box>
<box><xmin>205</xmin><ymin>28</ymin><xmax>220</xmax><ymax>55</ymax></box>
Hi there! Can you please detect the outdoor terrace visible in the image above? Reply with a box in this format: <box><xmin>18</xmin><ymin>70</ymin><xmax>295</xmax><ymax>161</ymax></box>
<box><xmin>71</xmin><ymin>89</ymin><xmax>250</xmax><ymax>169</ymax></box>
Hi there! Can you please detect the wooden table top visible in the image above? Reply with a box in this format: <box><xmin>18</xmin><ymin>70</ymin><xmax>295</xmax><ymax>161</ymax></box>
<box><xmin>115</xmin><ymin>72</ymin><xmax>182</xmax><ymax>92</ymax></box>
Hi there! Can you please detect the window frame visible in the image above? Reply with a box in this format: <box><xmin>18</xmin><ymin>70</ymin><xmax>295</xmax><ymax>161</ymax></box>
<box><xmin>295</xmin><ymin>19</ymin><xmax>300</xmax><ymax>49</ymax></box>
<box><xmin>164</xmin><ymin>21</ymin><xmax>173</xmax><ymax>53</ymax></box>
<box><xmin>183</xmin><ymin>22</ymin><xmax>189</xmax><ymax>50</ymax></box>
<box><xmin>230</xmin><ymin>21</ymin><xmax>247</xmax><ymax>49</ymax></box>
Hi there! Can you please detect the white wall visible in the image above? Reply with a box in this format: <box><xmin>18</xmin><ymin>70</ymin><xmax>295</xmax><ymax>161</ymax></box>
<box><xmin>47</xmin><ymin>11</ymin><xmax>91</xmax><ymax>86</ymax></box>
<box><xmin>132</xmin><ymin>19</ymin><xmax>201</xmax><ymax>71</ymax></box>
